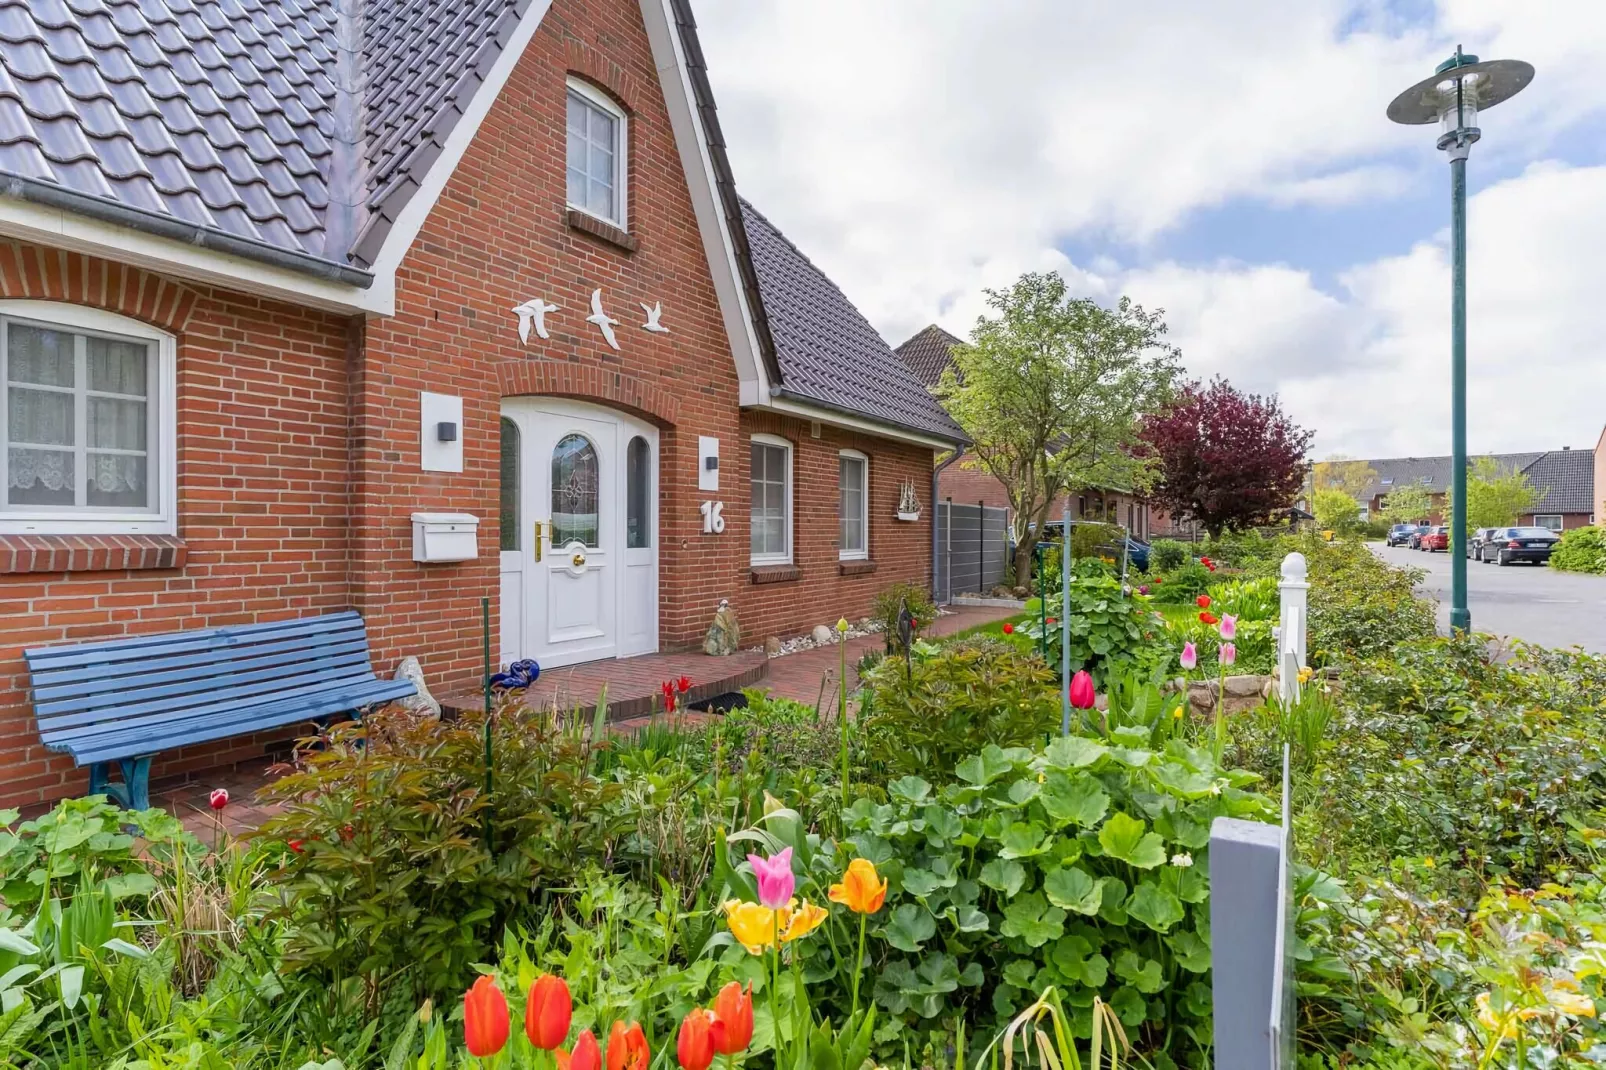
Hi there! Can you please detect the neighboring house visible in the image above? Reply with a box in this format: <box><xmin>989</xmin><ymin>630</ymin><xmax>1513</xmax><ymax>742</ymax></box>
<box><xmin>0</xmin><ymin>0</ymin><xmax>964</xmax><ymax>806</ymax></box>
<box><xmin>893</xmin><ymin>325</ymin><xmax>1150</xmax><ymax>539</ymax></box>
<box><xmin>1358</xmin><ymin>447</ymin><xmax>1597</xmax><ymax>530</ymax></box>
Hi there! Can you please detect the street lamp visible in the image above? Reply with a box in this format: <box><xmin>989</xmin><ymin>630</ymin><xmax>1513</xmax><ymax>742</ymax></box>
<box><xmin>1387</xmin><ymin>47</ymin><xmax>1533</xmax><ymax>634</ymax></box>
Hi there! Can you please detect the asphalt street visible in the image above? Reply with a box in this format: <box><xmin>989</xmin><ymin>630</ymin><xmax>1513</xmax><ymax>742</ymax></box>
<box><xmin>1371</xmin><ymin>542</ymin><xmax>1606</xmax><ymax>653</ymax></box>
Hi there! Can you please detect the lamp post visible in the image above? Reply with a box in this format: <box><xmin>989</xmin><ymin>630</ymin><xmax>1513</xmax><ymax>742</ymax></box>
<box><xmin>1388</xmin><ymin>48</ymin><xmax>1532</xmax><ymax>634</ymax></box>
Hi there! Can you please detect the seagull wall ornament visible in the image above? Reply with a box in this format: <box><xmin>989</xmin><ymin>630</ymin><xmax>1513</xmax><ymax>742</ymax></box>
<box><xmin>586</xmin><ymin>288</ymin><xmax>619</xmax><ymax>350</ymax></box>
<box><xmin>640</xmin><ymin>301</ymin><xmax>669</xmax><ymax>333</ymax></box>
<box><xmin>511</xmin><ymin>298</ymin><xmax>559</xmax><ymax>343</ymax></box>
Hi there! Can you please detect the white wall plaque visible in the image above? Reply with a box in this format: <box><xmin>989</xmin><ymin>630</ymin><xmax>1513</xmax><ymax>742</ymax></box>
<box><xmin>698</xmin><ymin>435</ymin><xmax>719</xmax><ymax>492</ymax></box>
<box><xmin>419</xmin><ymin>391</ymin><xmax>464</xmax><ymax>473</ymax></box>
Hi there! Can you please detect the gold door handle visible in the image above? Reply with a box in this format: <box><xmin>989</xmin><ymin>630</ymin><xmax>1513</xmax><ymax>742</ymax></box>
<box><xmin>571</xmin><ymin>551</ymin><xmax>586</xmax><ymax>567</ymax></box>
<box><xmin>533</xmin><ymin>520</ymin><xmax>546</xmax><ymax>562</ymax></box>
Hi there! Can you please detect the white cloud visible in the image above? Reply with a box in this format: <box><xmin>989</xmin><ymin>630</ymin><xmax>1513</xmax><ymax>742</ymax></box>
<box><xmin>692</xmin><ymin>0</ymin><xmax>1606</xmax><ymax>457</ymax></box>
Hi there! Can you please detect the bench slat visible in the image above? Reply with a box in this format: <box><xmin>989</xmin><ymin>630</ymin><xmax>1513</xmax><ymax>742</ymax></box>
<box><xmin>27</xmin><ymin>634</ymin><xmax>374</xmax><ymax>703</ymax></box>
<box><xmin>56</xmin><ymin>680</ymin><xmax>417</xmax><ymax>766</ymax></box>
<box><xmin>23</xmin><ymin>612</ymin><xmax>367</xmax><ymax>670</ymax></box>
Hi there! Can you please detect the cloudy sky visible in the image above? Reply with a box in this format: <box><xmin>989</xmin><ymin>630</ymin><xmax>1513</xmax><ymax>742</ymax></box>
<box><xmin>694</xmin><ymin>0</ymin><xmax>1606</xmax><ymax>459</ymax></box>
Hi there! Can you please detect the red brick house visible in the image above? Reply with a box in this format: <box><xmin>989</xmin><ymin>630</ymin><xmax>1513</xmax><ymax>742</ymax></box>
<box><xmin>0</xmin><ymin>0</ymin><xmax>963</xmax><ymax>806</ymax></box>
<box><xmin>1356</xmin><ymin>448</ymin><xmax>1596</xmax><ymax>531</ymax></box>
<box><xmin>894</xmin><ymin>325</ymin><xmax>1151</xmax><ymax>539</ymax></box>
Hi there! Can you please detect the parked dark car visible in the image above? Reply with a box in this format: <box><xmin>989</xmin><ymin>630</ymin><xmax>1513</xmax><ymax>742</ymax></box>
<box><xmin>1479</xmin><ymin>526</ymin><xmax>1560</xmax><ymax>566</ymax></box>
<box><xmin>1419</xmin><ymin>526</ymin><xmax>1449</xmax><ymax>552</ymax></box>
<box><xmin>1406</xmin><ymin>524</ymin><xmax>1432</xmax><ymax>549</ymax></box>
<box><xmin>1386</xmin><ymin>523</ymin><xmax>1419</xmax><ymax>547</ymax></box>
<box><xmin>1467</xmin><ymin>528</ymin><xmax>1498</xmax><ymax>558</ymax></box>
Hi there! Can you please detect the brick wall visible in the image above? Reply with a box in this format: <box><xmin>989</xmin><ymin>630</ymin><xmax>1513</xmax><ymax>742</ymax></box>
<box><xmin>939</xmin><ymin>452</ymin><xmax>1149</xmax><ymax>539</ymax></box>
<box><xmin>0</xmin><ymin>247</ymin><xmax>354</xmax><ymax>806</ymax></box>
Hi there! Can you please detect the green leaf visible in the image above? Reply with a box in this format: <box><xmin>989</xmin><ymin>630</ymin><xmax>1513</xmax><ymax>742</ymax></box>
<box><xmin>1039</xmin><ymin>773</ymin><xmax>1110</xmax><ymax>829</ymax></box>
<box><xmin>100</xmin><ymin>937</ymin><xmax>148</xmax><ymax>958</ymax></box>
<box><xmin>946</xmin><ymin>904</ymin><xmax>990</xmax><ymax>933</ymax></box>
<box><xmin>1042</xmin><ymin>866</ymin><xmax>1104</xmax><ymax>916</ymax></box>
<box><xmin>1167</xmin><ymin>930</ymin><xmax>1212</xmax><ymax>973</ymax></box>
<box><xmin>1113</xmin><ymin>949</ymin><xmax>1166</xmax><ymax>994</ymax></box>
<box><xmin>999</xmin><ymin>892</ymin><xmax>1066</xmax><ymax>948</ymax></box>
<box><xmin>1152</xmin><ymin>762</ymin><xmax>1217</xmax><ymax>800</ymax></box>
<box><xmin>1006</xmin><ymin>779</ymin><xmax>1041</xmax><ymax>806</ymax></box>
<box><xmin>1109</xmin><ymin>985</ymin><xmax>1148</xmax><ymax>1027</ymax></box>
<box><xmin>1107</xmin><ymin>747</ymin><xmax>1153</xmax><ymax>768</ymax></box>
<box><xmin>1042</xmin><ymin>736</ymin><xmax>1108</xmax><ymax>770</ymax></box>
<box><xmin>997</xmin><ymin>821</ymin><xmax>1050</xmax><ymax>859</ymax></box>
<box><xmin>882</xmin><ymin>904</ymin><xmax>936</xmax><ymax>953</ymax></box>
<box><xmin>1002</xmin><ymin>959</ymin><xmax>1037</xmax><ymax>989</ymax></box>
<box><xmin>956</xmin><ymin>746</ymin><xmax>1015</xmax><ymax>786</ymax></box>
<box><xmin>1049</xmin><ymin>934</ymin><xmax>1108</xmax><ymax>987</ymax></box>
<box><xmin>889</xmin><ymin>777</ymin><xmax>932</xmax><ymax>804</ymax></box>
<box><xmin>0</xmin><ymin>930</ymin><xmax>39</xmax><ymax>957</ymax></box>
<box><xmin>922</xmin><ymin>806</ymin><xmax>964</xmax><ymax>845</ymax></box>
<box><xmin>58</xmin><ymin>965</ymin><xmax>83</xmax><ymax>1011</ymax></box>
<box><xmin>978</xmin><ymin>859</ymin><xmax>1027</xmax><ymax>897</ymax></box>
<box><xmin>901</xmin><ymin>868</ymin><xmax>944</xmax><ymax>897</ymax></box>
<box><xmin>1173</xmin><ymin>863</ymin><xmax>1209</xmax><ymax>904</ymax></box>
<box><xmin>1126</xmin><ymin>881</ymin><xmax>1185</xmax><ymax>932</ymax></box>
<box><xmin>1098</xmin><ymin>812</ymin><xmax>1167</xmax><ymax>869</ymax></box>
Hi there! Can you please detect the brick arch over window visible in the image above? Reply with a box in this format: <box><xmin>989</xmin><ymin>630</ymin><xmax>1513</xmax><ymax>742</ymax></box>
<box><xmin>497</xmin><ymin>360</ymin><xmax>680</xmax><ymax>427</ymax></box>
<box><xmin>0</xmin><ymin>242</ymin><xmax>200</xmax><ymax>333</ymax></box>
<box><xmin>563</xmin><ymin>36</ymin><xmax>642</xmax><ymax>113</ymax></box>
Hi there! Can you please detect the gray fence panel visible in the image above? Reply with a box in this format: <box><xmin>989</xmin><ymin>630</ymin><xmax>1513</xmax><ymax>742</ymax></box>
<box><xmin>935</xmin><ymin>503</ymin><xmax>1010</xmax><ymax>602</ymax></box>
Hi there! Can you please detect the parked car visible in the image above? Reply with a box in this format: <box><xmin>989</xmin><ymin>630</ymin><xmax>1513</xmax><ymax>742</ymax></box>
<box><xmin>1419</xmin><ymin>526</ymin><xmax>1449</xmax><ymax>552</ymax></box>
<box><xmin>1386</xmin><ymin>523</ymin><xmax>1419</xmax><ymax>547</ymax></box>
<box><xmin>1406</xmin><ymin>524</ymin><xmax>1432</xmax><ymax>549</ymax></box>
<box><xmin>1467</xmin><ymin>528</ymin><xmax>1498</xmax><ymax>558</ymax></box>
<box><xmin>1479</xmin><ymin>526</ymin><xmax>1560</xmax><ymax>566</ymax></box>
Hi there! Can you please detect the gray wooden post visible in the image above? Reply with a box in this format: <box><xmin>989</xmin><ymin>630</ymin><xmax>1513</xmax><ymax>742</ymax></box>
<box><xmin>1211</xmin><ymin>817</ymin><xmax>1284</xmax><ymax>1070</ymax></box>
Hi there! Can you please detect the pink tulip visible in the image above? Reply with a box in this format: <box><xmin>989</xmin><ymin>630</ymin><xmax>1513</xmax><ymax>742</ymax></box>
<box><xmin>1219</xmin><ymin>614</ymin><xmax>1237</xmax><ymax>641</ymax></box>
<box><xmin>1180</xmin><ymin>642</ymin><xmax>1197</xmax><ymax>671</ymax></box>
<box><xmin>1068</xmin><ymin>670</ymin><xmax>1095</xmax><ymax>710</ymax></box>
<box><xmin>747</xmin><ymin>847</ymin><xmax>795</xmax><ymax>909</ymax></box>
<box><xmin>1220</xmin><ymin>643</ymin><xmax>1237</xmax><ymax>666</ymax></box>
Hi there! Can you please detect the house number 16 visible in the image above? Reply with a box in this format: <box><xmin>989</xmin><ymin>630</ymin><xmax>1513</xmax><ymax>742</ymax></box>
<box><xmin>700</xmin><ymin>500</ymin><xmax>725</xmax><ymax>534</ymax></box>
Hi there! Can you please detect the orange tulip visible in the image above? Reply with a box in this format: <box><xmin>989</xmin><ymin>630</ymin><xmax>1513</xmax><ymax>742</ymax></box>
<box><xmin>677</xmin><ymin>1008</ymin><xmax>717</xmax><ymax>1070</ymax></box>
<box><xmin>463</xmin><ymin>975</ymin><xmax>510</xmax><ymax>1058</ymax></box>
<box><xmin>570</xmin><ymin>1030</ymin><xmax>602</xmax><ymax>1070</ymax></box>
<box><xmin>828</xmin><ymin>858</ymin><xmax>888</xmax><ymax>914</ymax></box>
<box><xmin>710</xmin><ymin>982</ymin><xmax>754</xmax><ymax>1055</ymax></box>
<box><xmin>526</xmin><ymin>973</ymin><xmax>572</xmax><ymax>1050</ymax></box>
<box><xmin>607</xmin><ymin>1020</ymin><xmax>650</xmax><ymax>1070</ymax></box>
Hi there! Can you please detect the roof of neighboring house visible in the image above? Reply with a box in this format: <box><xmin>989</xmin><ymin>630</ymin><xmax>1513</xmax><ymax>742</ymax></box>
<box><xmin>1359</xmin><ymin>449</ymin><xmax>1595</xmax><ymax>514</ymax></box>
<box><xmin>895</xmin><ymin>323</ymin><xmax>965</xmax><ymax>386</ymax></box>
<box><xmin>740</xmin><ymin>199</ymin><xmax>965</xmax><ymax>444</ymax></box>
<box><xmin>0</xmin><ymin>0</ymin><xmax>530</xmax><ymax>274</ymax></box>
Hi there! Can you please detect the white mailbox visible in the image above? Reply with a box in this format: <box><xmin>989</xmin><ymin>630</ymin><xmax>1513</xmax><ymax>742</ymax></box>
<box><xmin>411</xmin><ymin>512</ymin><xmax>479</xmax><ymax>563</ymax></box>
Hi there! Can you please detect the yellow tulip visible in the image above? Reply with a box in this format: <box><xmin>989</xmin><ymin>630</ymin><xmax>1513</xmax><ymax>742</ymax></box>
<box><xmin>828</xmin><ymin>859</ymin><xmax>888</xmax><ymax>915</ymax></box>
<box><xmin>1548</xmin><ymin>988</ymin><xmax>1597</xmax><ymax>1018</ymax></box>
<box><xmin>723</xmin><ymin>899</ymin><xmax>778</xmax><ymax>955</ymax></box>
<box><xmin>778</xmin><ymin>899</ymin><xmax>828</xmax><ymax>943</ymax></box>
<box><xmin>1475</xmin><ymin>992</ymin><xmax>1519</xmax><ymax>1039</ymax></box>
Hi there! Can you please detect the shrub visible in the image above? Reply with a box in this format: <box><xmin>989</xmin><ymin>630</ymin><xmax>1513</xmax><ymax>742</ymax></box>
<box><xmin>1</xmin><ymin>796</ymin><xmax>192</xmax><ymax>913</ymax></box>
<box><xmin>1019</xmin><ymin>571</ymin><xmax>1164</xmax><ymax>685</ymax></box>
<box><xmin>1204</xmin><ymin>575</ymin><xmax>1277</xmax><ymax>621</ymax></box>
<box><xmin>1302</xmin><ymin>536</ymin><xmax>1434</xmax><ymax>665</ymax></box>
<box><xmin>1149</xmin><ymin>538</ymin><xmax>1187</xmax><ymax>572</ymax></box>
<box><xmin>859</xmin><ymin>638</ymin><xmax>1059</xmax><ymax>780</ymax></box>
<box><xmin>872</xmin><ymin>581</ymin><xmax>937</xmax><ymax>640</ymax></box>
<box><xmin>1551</xmin><ymin>525</ymin><xmax>1606</xmax><ymax>574</ymax></box>
<box><xmin>1149</xmin><ymin>560</ymin><xmax>1212</xmax><ymax>604</ymax></box>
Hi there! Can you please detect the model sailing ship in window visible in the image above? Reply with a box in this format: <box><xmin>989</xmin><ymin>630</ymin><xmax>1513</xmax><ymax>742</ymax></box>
<box><xmin>896</xmin><ymin>479</ymin><xmax>922</xmax><ymax>521</ymax></box>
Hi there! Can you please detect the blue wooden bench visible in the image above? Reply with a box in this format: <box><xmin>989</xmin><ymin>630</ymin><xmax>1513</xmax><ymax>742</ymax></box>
<box><xmin>24</xmin><ymin>611</ymin><xmax>416</xmax><ymax>810</ymax></box>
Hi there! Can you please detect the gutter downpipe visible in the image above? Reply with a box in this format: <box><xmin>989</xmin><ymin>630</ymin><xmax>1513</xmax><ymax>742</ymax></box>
<box><xmin>0</xmin><ymin>175</ymin><xmax>376</xmax><ymax>289</ymax></box>
<box><xmin>933</xmin><ymin>450</ymin><xmax>962</xmax><ymax>604</ymax></box>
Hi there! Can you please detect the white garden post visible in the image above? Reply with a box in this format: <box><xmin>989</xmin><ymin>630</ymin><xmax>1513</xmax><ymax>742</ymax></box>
<box><xmin>1276</xmin><ymin>552</ymin><xmax>1308</xmax><ymax>705</ymax></box>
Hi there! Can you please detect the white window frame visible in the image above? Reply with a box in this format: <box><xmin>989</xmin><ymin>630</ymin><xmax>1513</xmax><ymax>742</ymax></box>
<box><xmin>750</xmin><ymin>434</ymin><xmax>792</xmax><ymax>566</ymax></box>
<box><xmin>0</xmin><ymin>301</ymin><xmax>176</xmax><ymax>536</ymax></box>
<box><xmin>565</xmin><ymin>77</ymin><xmax>628</xmax><ymax>229</ymax></box>
<box><xmin>838</xmin><ymin>449</ymin><xmax>869</xmax><ymax>561</ymax></box>
<box><xmin>1533</xmin><ymin>514</ymin><xmax>1563</xmax><ymax>532</ymax></box>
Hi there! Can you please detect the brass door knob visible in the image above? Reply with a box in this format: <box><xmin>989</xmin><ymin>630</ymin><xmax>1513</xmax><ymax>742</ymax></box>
<box><xmin>572</xmin><ymin>551</ymin><xmax>586</xmax><ymax>567</ymax></box>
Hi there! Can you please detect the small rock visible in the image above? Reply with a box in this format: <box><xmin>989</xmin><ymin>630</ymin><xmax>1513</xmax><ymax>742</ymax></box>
<box><xmin>811</xmin><ymin>624</ymin><xmax>834</xmax><ymax>645</ymax></box>
<box><xmin>1224</xmin><ymin>674</ymin><xmax>1263</xmax><ymax>698</ymax></box>
<box><xmin>704</xmin><ymin>599</ymin><xmax>741</xmax><ymax>656</ymax></box>
<box><xmin>764</xmin><ymin>635</ymin><xmax>782</xmax><ymax>656</ymax></box>
<box><xmin>393</xmin><ymin>656</ymin><xmax>440</xmax><ymax>717</ymax></box>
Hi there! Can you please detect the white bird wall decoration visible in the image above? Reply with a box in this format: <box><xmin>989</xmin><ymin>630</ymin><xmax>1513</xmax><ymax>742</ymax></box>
<box><xmin>586</xmin><ymin>288</ymin><xmax>620</xmax><ymax>350</ymax></box>
<box><xmin>640</xmin><ymin>302</ymin><xmax>669</xmax><ymax>333</ymax></box>
<box><xmin>511</xmin><ymin>299</ymin><xmax>559</xmax><ymax>343</ymax></box>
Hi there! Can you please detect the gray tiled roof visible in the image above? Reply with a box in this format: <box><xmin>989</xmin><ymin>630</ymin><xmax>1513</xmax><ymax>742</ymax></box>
<box><xmin>1360</xmin><ymin>449</ymin><xmax>1595</xmax><ymax>514</ymax></box>
<box><xmin>0</xmin><ymin>0</ymin><xmax>526</xmax><ymax>272</ymax></box>
<box><xmin>741</xmin><ymin>199</ymin><xmax>965</xmax><ymax>444</ymax></box>
<box><xmin>894</xmin><ymin>324</ymin><xmax>964</xmax><ymax>387</ymax></box>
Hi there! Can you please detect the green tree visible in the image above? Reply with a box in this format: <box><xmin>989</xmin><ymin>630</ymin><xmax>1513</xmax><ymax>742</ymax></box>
<box><xmin>1378</xmin><ymin>483</ymin><xmax>1434</xmax><ymax>524</ymax></box>
<box><xmin>1312</xmin><ymin>486</ymin><xmax>1360</xmax><ymax>533</ymax></box>
<box><xmin>938</xmin><ymin>272</ymin><xmax>1179</xmax><ymax>585</ymax></box>
<box><xmin>1312</xmin><ymin>457</ymin><xmax>1379</xmax><ymax>501</ymax></box>
<box><xmin>1451</xmin><ymin>457</ymin><xmax>1542</xmax><ymax>528</ymax></box>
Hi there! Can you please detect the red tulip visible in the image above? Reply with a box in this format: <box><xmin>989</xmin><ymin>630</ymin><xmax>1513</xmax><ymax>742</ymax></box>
<box><xmin>607</xmin><ymin>1020</ymin><xmax>650</xmax><ymax>1070</ymax></box>
<box><xmin>1045</xmin><ymin>617</ymin><xmax>1057</xmax><ymax>626</ymax></box>
<box><xmin>209</xmin><ymin>788</ymin><xmax>229</xmax><ymax>810</ymax></box>
<box><xmin>677</xmin><ymin>1009</ymin><xmax>717</xmax><ymax>1070</ymax></box>
<box><xmin>1068</xmin><ymin>670</ymin><xmax>1095</xmax><ymax>710</ymax></box>
<box><xmin>1001</xmin><ymin>623</ymin><xmax>1014</xmax><ymax>635</ymax></box>
<box><xmin>676</xmin><ymin>675</ymin><xmax>692</xmax><ymax>694</ymax></box>
<box><xmin>710</xmin><ymin>982</ymin><xmax>754</xmax><ymax>1055</ymax></box>
<box><xmin>1199</xmin><ymin>611</ymin><xmax>1218</xmax><ymax>625</ymax></box>
<box><xmin>570</xmin><ymin>1030</ymin><xmax>602</xmax><ymax>1070</ymax></box>
<box><xmin>463</xmin><ymin>975</ymin><xmax>510</xmax><ymax>1058</ymax></box>
<box><xmin>526</xmin><ymin>974</ymin><xmax>572</xmax><ymax>1050</ymax></box>
<box><xmin>1195</xmin><ymin>595</ymin><xmax>1211</xmax><ymax>609</ymax></box>
<box><xmin>287</xmin><ymin>839</ymin><xmax>304</xmax><ymax>854</ymax></box>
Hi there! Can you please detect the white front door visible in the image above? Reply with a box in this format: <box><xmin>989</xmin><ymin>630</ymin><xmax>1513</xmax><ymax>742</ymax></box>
<box><xmin>499</xmin><ymin>398</ymin><xmax>657</xmax><ymax>669</ymax></box>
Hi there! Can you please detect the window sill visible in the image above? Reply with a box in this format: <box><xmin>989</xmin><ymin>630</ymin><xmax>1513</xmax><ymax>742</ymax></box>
<box><xmin>566</xmin><ymin>209</ymin><xmax>638</xmax><ymax>253</ymax></box>
<box><xmin>750</xmin><ymin>563</ymin><xmax>801</xmax><ymax>585</ymax></box>
<box><xmin>838</xmin><ymin>559</ymin><xmax>877</xmax><ymax>577</ymax></box>
<box><xmin>0</xmin><ymin>534</ymin><xmax>187</xmax><ymax>574</ymax></box>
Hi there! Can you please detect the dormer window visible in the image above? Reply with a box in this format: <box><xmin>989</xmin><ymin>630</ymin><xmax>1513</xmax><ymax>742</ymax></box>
<box><xmin>566</xmin><ymin>78</ymin><xmax>627</xmax><ymax>228</ymax></box>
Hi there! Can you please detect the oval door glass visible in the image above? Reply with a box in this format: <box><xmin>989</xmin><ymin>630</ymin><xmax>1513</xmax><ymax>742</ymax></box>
<box><xmin>551</xmin><ymin>433</ymin><xmax>599</xmax><ymax>547</ymax></box>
